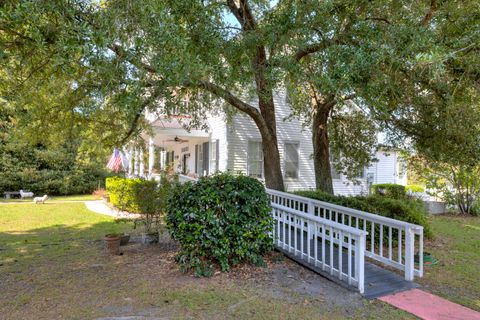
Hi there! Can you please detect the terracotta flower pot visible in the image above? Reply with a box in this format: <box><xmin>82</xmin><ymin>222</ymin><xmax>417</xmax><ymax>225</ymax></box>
<box><xmin>104</xmin><ymin>234</ymin><xmax>121</xmax><ymax>255</ymax></box>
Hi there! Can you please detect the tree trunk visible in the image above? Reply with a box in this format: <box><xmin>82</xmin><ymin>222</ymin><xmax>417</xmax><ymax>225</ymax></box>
<box><xmin>312</xmin><ymin>101</ymin><xmax>334</xmax><ymax>194</ymax></box>
<box><xmin>260</xmin><ymin>125</ymin><xmax>284</xmax><ymax>191</ymax></box>
<box><xmin>254</xmin><ymin>46</ymin><xmax>285</xmax><ymax>191</ymax></box>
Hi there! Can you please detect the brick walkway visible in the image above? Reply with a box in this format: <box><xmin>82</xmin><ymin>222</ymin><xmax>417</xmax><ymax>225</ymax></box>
<box><xmin>379</xmin><ymin>289</ymin><xmax>480</xmax><ymax>320</ymax></box>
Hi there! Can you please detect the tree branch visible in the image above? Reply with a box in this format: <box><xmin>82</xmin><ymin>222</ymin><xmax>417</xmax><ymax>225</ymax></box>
<box><xmin>294</xmin><ymin>39</ymin><xmax>344</xmax><ymax>61</ymax></box>
<box><xmin>120</xmin><ymin>89</ymin><xmax>162</xmax><ymax>144</ymax></box>
<box><xmin>195</xmin><ymin>80</ymin><xmax>262</xmax><ymax>119</ymax></box>
<box><xmin>365</xmin><ymin>17</ymin><xmax>391</xmax><ymax>25</ymax></box>
<box><xmin>226</xmin><ymin>0</ymin><xmax>256</xmax><ymax>31</ymax></box>
<box><xmin>110</xmin><ymin>44</ymin><xmax>157</xmax><ymax>74</ymax></box>
<box><xmin>420</xmin><ymin>0</ymin><xmax>438</xmax><ymax>26</ymax></box>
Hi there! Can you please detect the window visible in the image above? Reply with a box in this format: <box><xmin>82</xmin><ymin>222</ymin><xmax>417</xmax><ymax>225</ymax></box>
<box><xmin>356</xmin><ymin>168</ymin><xmax>366</xmax><ymax>179</ymax></box>
<box><xmin>248</xmin><ymin>140</ymin><xmax>263</xmax><ymax>178</ymax></box>
<box><xmin>195</xmin><ymin>144</ymin><xmax>203</xmax><ymax>175</ymax></box>
<box><xmin>330</xmin><ymin>156</ymin><xmax>341</xmax><ymax>180</ymax></box>
<box><xmin>284</xmin><ymin>142</ymin><xmax>299</xmax><ymax>179</ymax></box>
<box><xmin>398</xmin><ymin>159</ymin><xmax>407</xmax><ymax>177</ymax></box>
<box><xmin>210</xmin><ymin>140</ymin><xmax>219</xmax><ymax>173</ymax></box>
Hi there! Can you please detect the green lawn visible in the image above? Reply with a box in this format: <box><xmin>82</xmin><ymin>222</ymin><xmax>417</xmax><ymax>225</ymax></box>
<box><xmin>0</xmin><ymin>194</ymin><xmax>99</xmax><ymax>203</ymax></box>
<box><xmin>420</xmin><ymin>214</ymin><xmax>480</xmax><ymax>311</ymax></box>
<box><xmin>0</xmin><ymin>202</ymin><xmax>413</xmax><ymax>319</ymax></box>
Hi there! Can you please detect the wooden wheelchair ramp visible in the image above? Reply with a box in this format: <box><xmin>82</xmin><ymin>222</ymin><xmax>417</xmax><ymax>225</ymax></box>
<box><xmin>267</xmin><ymin>189</ymin><xmax>424</xmax><ymax>298</ymax></box>
<box><xmin>275</xmin><ymin>225</ymin><xmax>418</xmax><ymax>299</ymax></box>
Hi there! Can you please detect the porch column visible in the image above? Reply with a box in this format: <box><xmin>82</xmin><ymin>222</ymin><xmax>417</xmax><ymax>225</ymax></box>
<box><xmin>139</xmin><ymin>148</ymin><xmax>145</xmax><ymax>177</ymax></box>
<box><xmin>127</xmin><ymin>146</ymin><xmax>133</xmax><ymax>176</ymax></box>
<box><xmin>133</xmin><ymin>147</ymin><xmax>139</xmax><ymax>176</ymax></box>
<box><xmin>148</xmin><ymin>137</ymin><xmax>155</xmax><ymax>178</ymax></box>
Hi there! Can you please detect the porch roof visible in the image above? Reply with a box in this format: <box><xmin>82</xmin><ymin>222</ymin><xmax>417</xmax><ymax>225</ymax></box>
<box><xmin>150</xmin><ymin>117</ymin><xmax>210</xmax><ymax>138</ymax></box>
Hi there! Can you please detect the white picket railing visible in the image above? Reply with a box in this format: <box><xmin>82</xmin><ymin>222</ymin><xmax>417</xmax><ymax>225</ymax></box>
<box><xmin>266</xmin><ymin>189</ymin><xmax>424</xmax><ymax>281</ymax></box>
<box><xmin>178</xmin><ymin>174</ymin><xmax>198</xmax><ymax>184</ymax></box>
<box><xmin>271</xmin><ymin>201</ymin><xmax>368</xmax><ymax>293</ymax></box>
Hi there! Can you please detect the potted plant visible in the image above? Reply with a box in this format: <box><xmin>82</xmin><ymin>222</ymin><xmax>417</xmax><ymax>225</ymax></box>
<box><xmin>104</xmin><ymin>233</ymin><xmax>121</xmax><ymax>255</ymax></box>
<box><xmin>120</xmin><ymin>233</ymin><xmax>130</xmax><ymax>245</ymax></box>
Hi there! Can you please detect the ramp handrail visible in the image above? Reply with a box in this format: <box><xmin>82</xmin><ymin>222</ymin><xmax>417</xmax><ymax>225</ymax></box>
<box><xmin>271</xmin><ymin>202</ymin><xmax>368</xmax><ymax>293</ymax></box>
<box><xmin>266</xmin><ymin>189</ymin><xmax>424</xmax><ymax>281</ymax></box>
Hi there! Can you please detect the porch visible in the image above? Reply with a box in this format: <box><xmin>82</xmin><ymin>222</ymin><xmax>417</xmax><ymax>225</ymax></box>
<box><xmin>125</xmin><ymin>117</ymin><xmax>216</xmax><ymax>179</ymax></box>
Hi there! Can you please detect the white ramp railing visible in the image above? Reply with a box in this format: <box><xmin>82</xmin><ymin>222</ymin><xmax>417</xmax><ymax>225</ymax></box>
<box><xmin>271</xmin><ymin>201</ymin><xmax>368</xmax><ymax>293</ymax></box>
<box><xmin>178</xmin><ymin>174</ymin><xmax>198</xmax><ymax>184</ymax></box>
<box><xmin>266</xmin><ymin>189</ymin><xmax>424</xmax><ymax>281</ymax></box>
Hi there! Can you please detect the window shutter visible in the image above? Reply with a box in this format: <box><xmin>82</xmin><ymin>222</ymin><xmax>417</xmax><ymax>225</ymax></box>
<box><xmin>195</xmin><ymin>145</ymin><xmax>198</xmax><ymax>173</ymax></box>
<box><xmin>203</xmin><ymin>142</ymin><xmax>209</xmax><ymax>175</ymax></box>
<box><xmin>216</xmin><ymin>139</ymin><xmax>220</xmax><ymax>171</ymax></box>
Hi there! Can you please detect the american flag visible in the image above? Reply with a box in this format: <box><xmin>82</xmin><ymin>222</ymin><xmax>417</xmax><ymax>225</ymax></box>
<box><xmin>106</xmin><ymin>148</ymin><xmax>124</xmax><ymax>172</ymax></box>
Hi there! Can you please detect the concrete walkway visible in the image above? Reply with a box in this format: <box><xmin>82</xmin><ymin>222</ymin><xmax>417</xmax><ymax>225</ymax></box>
<box><xmin>84</xmin><ymin>200</ymin><xmax>139</xmax><ymax>218</ymax></box>
<box><xmin>379</xmin><ymin>289</ymin><xmax>480</xmax><ymax>320</ymax></box>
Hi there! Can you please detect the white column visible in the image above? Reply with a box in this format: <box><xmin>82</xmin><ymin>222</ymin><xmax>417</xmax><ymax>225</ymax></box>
<box><xmin>139</xmin><ymin>148</ymin><xmax>145</xmax><ymax>177</ymax></box>
<box><xmin>133</xmin><ymin>147</ymin><xmax>139</xmax><ymax>176</ymax></box>
<box><xmin>148</xmin><ymin>137</ymin><xmax>155</xmax><ymax>178</ymax></box>
<box><xmin>127</xmin><ymin>146</ymin><xmax>133</xmax><ymax>176</ymax></box>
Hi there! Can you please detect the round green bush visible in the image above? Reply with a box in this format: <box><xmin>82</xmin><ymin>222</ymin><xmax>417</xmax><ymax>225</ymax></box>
<box><xmin>166</xmin><ymin>173</ymin><xmax>273</xmax><ymax>276</ymax></box>
<box><xmin>371</xmin><ymin>183</ymin><xmax>407</xmax><ymax>200</ymax></box>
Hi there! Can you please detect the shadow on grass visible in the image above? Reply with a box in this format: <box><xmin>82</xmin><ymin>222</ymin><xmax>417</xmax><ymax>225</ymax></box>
<box><xmin>0</xmin><ymin>219</ymin><xmax>132</xmax><ymax>271</ymax></box>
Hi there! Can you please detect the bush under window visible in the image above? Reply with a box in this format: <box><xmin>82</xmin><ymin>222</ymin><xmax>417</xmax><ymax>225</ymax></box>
<box><xmin>166</xmin><ymin>173</ymin><xmax>273</xmax><ymax>276</ymax></box>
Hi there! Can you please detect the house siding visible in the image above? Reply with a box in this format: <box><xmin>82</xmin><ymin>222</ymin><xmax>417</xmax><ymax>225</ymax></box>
<box><xmin>226</xmin><ymin>90</ymin><xmax>315</xmax><ymax>191</ymax></box>
<box><xmin>207</xmin><ymin>114</ymin><xmax>228</xmax><ymax>172</ymax></box>
<box><xmin>331</xmin><ymin>150</ymin><xmax>408</xmax><ymax>196</ymax></box>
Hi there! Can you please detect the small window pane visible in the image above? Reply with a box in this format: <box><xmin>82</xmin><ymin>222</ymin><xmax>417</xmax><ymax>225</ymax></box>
<box><xmin>330</xmin><ymin>157</ymin><xmax>341</xmax><ymax>180</ymax></box>
<box><xmin>248</xmin><ymin>141</ymin><xmax>263</xmax><ymax>178</ymax></box>
<box><xmin>284</xmin><ymin>143</ymin><xmax>299</xmax><ymax>179</ymax></box>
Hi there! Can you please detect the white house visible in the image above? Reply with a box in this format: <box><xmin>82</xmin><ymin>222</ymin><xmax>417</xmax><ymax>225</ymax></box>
<box><xmin>126</xmin><ymin>91</ymin><xmax>407</xmax><ymax>196</ymax></box>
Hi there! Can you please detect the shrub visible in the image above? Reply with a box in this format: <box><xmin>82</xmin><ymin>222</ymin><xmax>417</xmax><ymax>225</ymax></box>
<box><xmin>166</xmin><ymin>173</ymin><xmax>273</xmax><ymax>276</ymax></box>
<box><xmin>405</xmin><ymin>184</ymin><xmax>425</xmax><ymax>193</ymax></box>
<box><xmin>371</xmin><ymin>183</ymin><xmax>406</xmax><ymax>199</ymax></box>
<box><xmin>105</xmin><ymin>177</ymin><xmax>159</xmax><ymax>214</ymax></box>
<box><xmin>106</xmin><ymin>175</ymin><xmax>175</xmax><ymax>234</ymax></box>
<box><xmin>0</xmin><ymin>166</ymin><xmax>113</xmax><ymax>196</ymax></box>
<box><xmin>294</xmin><ymin>190</ymin><xmax>432</xmax><ymax>238</ymax></box>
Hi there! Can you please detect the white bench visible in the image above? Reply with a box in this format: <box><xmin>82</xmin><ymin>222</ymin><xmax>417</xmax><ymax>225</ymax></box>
<box><xmin>4</xmin><ymin>191</ymin><xmax>20</xmax><ymax>199</ymax></box>
<box><xmin>20</xmin><ymin>190</ymin><xmax>34</xmax><ymax>199</ymax></box>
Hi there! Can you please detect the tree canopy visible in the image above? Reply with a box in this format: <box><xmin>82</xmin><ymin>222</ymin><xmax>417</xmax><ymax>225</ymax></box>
<box><xmin>1</xmin><ymin>0</ymin><xmax>479</xmax><ymax>192</ymax></box>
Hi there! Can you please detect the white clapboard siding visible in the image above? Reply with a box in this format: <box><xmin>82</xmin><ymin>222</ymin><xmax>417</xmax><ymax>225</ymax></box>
<box><xmin>226</xmin><ymin>90</ymin><xmax>315</xmax><ymax>191</ymax></box>
<box><xmin>333</xmin><ymin>179</ymin><xmax>369</xmax><ymax>196</ymax></box>
<box><xmin>366</xmin><ymin>151</ymin><xmax>407</xmax><ymax>186</ymax></box>
<box><xmin>207</xmin><ymin>113</ymin><xmax>229</xmax><ymax>172</ymax></box>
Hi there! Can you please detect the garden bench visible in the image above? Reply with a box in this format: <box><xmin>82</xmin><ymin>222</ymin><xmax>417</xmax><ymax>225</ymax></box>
<box><xmin>19</xmin><ymin>190</ymin><xmax>34</xmax><ymax>199</ymax></box>
<box><xmin>4</xmin><ymin>191</ymin><xmax>21</xmax><ymax>199</ymax></box>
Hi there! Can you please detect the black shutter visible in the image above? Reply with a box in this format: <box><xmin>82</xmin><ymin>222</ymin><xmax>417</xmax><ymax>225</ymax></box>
<box><xmin>215</xmin><ymin>139</ymin><xmax>220</xmax><ymax>171</ymax></box>
<box><xmin>195</xmin><ymin>145</ymin><xmax>198</xmax><ymax>173</ymax></box>
<box><xmin>203</xmin><ymin>142</ymin><xmax>209</xmax><ymax>175</ymax></box>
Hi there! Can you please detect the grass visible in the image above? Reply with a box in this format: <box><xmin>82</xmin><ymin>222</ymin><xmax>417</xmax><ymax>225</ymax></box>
<box><xmin>0</xmin><ymin>194</ymin><xmax>99</xmax><ymax>203</ymax></box>
<box><xmin>0</xmin><ymin>202</ymin><xmax>414</xmax><ymax>319</ymax></box>
<box><xmin>420</xmin><ymin>214</ymin><xmax>480</xmax><ymax>311</ymax></box>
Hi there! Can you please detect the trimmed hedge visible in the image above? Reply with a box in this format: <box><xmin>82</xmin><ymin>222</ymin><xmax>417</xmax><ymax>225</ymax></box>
<box><xmin>294</xmin><ymin>190</ymin><xmax>432</xmax><ymax>238</ymax></box>
<box><xmin>0</xmin><ymin>166</ymin><xmax>113</xmax><ymax>196</ymax></box>
<box><xmin>406</xmin><ymin>184</ymin><xmax>425</xmax><ymax>193</ymax></box>
<box><xmin>166</xmin><ymin>173</ymin><xmax>273</xmax><ymax>276</ymax></box>
<box><xmin>105</xmin><ymin>176</ymin><xmax>160</xmax><ymax>214</ymax></box>
<box><xmin>371</xmin><ymin>183</ymin><xmax>406</xmax><ymax>199</ymax></box>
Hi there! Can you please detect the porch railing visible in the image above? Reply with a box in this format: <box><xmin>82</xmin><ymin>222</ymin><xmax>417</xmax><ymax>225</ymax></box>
<box><xmin>266</xmin><ymin>189</ymin><xmax>424</xmax><ymax>281</ymax></box>
<box><xmin>178</xmin><ymin>174</ymin><xmax>198</xmax><ymax>184</ymax></box>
